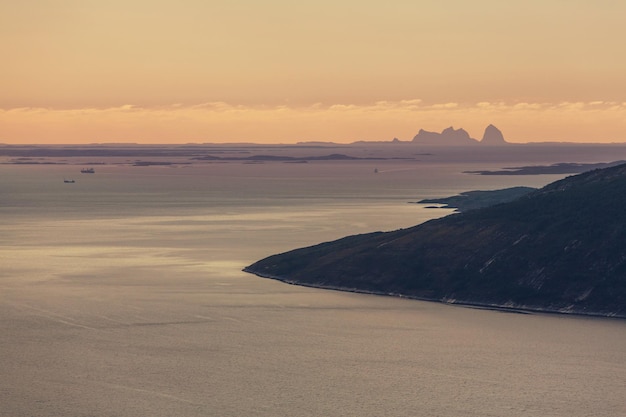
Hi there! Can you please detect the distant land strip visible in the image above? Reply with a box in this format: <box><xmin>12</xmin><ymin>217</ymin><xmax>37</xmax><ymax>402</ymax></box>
<box><xmin>190</xmin><ymin>153</ymin><xmax>412</xmax><ymax>162</ymax></box>
<box><xmin>465</xmin><ymin>160</ymin><xmax>626</xmax><ymax>175</ymax></box>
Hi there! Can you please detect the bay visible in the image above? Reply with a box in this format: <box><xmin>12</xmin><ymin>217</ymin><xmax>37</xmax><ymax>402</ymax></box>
<box><xmin>1</xmin><ymin>157</ymin><xmax>625</xmax><ymax>417</ymax></box>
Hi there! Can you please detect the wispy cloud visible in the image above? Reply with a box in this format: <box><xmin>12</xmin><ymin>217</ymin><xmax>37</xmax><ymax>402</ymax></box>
<box><xmin>2</xmin><ymin>100</ymin><xmax>626</xmax><ymax>143</ymax></box>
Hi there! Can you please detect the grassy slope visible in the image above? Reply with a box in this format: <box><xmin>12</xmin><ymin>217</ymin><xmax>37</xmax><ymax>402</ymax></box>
<box><xmin>246</xmin><ymin>165</ymin><xmax>626</xmax><ymax>317</ymax></box>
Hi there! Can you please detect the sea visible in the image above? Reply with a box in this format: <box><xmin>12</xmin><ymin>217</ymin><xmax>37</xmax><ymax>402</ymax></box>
<box><xmin>1</xmin><ymin>146</ymin><xmax>625</xmax><ymax>417</ymax></box>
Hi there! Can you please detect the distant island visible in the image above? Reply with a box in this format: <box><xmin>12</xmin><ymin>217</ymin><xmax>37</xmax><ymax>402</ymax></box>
<box><xmin>412</xmin><ymin>124</ymin><xmax>508</xmax><ymax>146</ymax></box>
<box><xmin>190</xmin><ymin>153</ymin><xmax>411</xmax><ymax>162</ymax></box>
<box><xmin>4</xmin><ymin>142</ymin><xmax>626</xmax><ymax>176</ymax></box>
<box><xmin>246</xmin><ymin>163</ymin><xmax>626</xmax><ymax>318</ymax></box>
<box><xmin>465</xmin><ymin>161</ymin><xmax>626</xmax><ymax>175</ymax></box>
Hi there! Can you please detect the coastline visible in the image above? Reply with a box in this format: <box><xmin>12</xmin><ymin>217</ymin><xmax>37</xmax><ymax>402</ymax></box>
<box><xmin>243</xmin><ymin>268</ymin><xmax>626</xmax><ymax>320</ymax></box>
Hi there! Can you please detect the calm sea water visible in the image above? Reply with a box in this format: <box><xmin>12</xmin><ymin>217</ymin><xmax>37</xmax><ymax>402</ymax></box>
<box><xmin>1</xmin><ymin>159</ymin><xmax>625</xmax><ymax>417</ymax></box>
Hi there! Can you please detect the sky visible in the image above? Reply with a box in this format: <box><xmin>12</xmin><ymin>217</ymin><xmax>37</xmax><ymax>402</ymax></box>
<box><xmin>1</xmin><ymin>0</ymin><xmax>626</xmax><ymax>144</ymax></box>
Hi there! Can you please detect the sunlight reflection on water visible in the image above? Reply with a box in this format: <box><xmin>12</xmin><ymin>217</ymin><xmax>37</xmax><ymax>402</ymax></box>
<box><xmin>1</xmin><ymin>159</ymin><xmax>624</xmax><ymax>417</ymax></box>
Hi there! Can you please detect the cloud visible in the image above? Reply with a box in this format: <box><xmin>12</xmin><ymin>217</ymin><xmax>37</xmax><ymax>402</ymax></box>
<box><xmin>2</xmin><ymin>100</ymin><xmax>626</xmax><ymax>143</ymax></box>
<box><xmin>513</xmin><ymin>102</ymin><xmax>544</xmax><ymax>110</ymax></box>
<box><xmin>431</xmin><ymin>102</ymin><xmax>459</xmax><ymax>109</ymax></box>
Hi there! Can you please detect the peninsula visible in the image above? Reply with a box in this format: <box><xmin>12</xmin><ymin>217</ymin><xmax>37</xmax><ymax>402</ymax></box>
<box><xmin>246</xmin><ymin>163</ymin><xmax>626</xmax><ymax>318</ymax></box>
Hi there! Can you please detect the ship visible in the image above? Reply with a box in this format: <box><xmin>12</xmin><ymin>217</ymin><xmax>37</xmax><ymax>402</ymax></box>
<box><xmin>80</xmin><ymin>168</ymin><xmax>95</xmax><ymax>173</ymax></box>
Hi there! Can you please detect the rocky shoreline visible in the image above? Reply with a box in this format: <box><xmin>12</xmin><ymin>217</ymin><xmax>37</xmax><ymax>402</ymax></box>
<box><xmin>243</xmin><ymin>268</ymin><xmax>625</xmax><ymax>320</ymax></box>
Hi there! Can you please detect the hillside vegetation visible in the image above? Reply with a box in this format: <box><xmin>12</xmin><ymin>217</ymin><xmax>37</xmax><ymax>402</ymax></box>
<box><xmin>246</xmin><ymin>164</ymin><xmax>626</xmax><ymax>317</ymax></box>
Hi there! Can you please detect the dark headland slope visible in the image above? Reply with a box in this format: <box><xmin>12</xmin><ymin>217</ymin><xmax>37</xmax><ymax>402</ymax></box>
<box><xmin>245</xmin><ymin>164</ymin><xmax>626</xmax><ymax>318</ymax></box>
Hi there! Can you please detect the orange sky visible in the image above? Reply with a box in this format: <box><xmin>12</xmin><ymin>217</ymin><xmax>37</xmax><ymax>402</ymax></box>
<box><xmin>1</xmin><ymin>1</ymin><xmax>625</xmax><ymax>144</ymax></box>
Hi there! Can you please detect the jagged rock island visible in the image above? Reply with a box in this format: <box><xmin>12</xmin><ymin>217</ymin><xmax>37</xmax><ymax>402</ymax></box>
<box><xmin>245</xmin><ymin>163</ymin><xmax>626</xmax><ymax>318</ymax></box>
<box><xmin>411</xmin><ymin>124</ymin><xmax>509</xmax><ymax>146</ymax></box>
<box><xmin>480</xmin><ymin>124</ymin><xmax>507</xmax><ymax>145</ymax></box>
<box><xmin>412</xmin><ymin>126</ymin><xmax>478</xmax><ymax>145</ymax></box>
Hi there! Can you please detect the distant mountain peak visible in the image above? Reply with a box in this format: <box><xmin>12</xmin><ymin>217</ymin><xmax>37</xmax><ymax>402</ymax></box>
<box><xmin>481</xmin><ymin>124</ymin><xmax>507</xmax><ymax>145</ymax></box>
<box><xmin>412</xmin><ymin>126</ymin><xmax>478</xmax><ymax>145</ymax></box>
<box><xmin>412</xmin><ymin>125</ymin><xmax>507</xmax><ymax>146</ymax></box>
